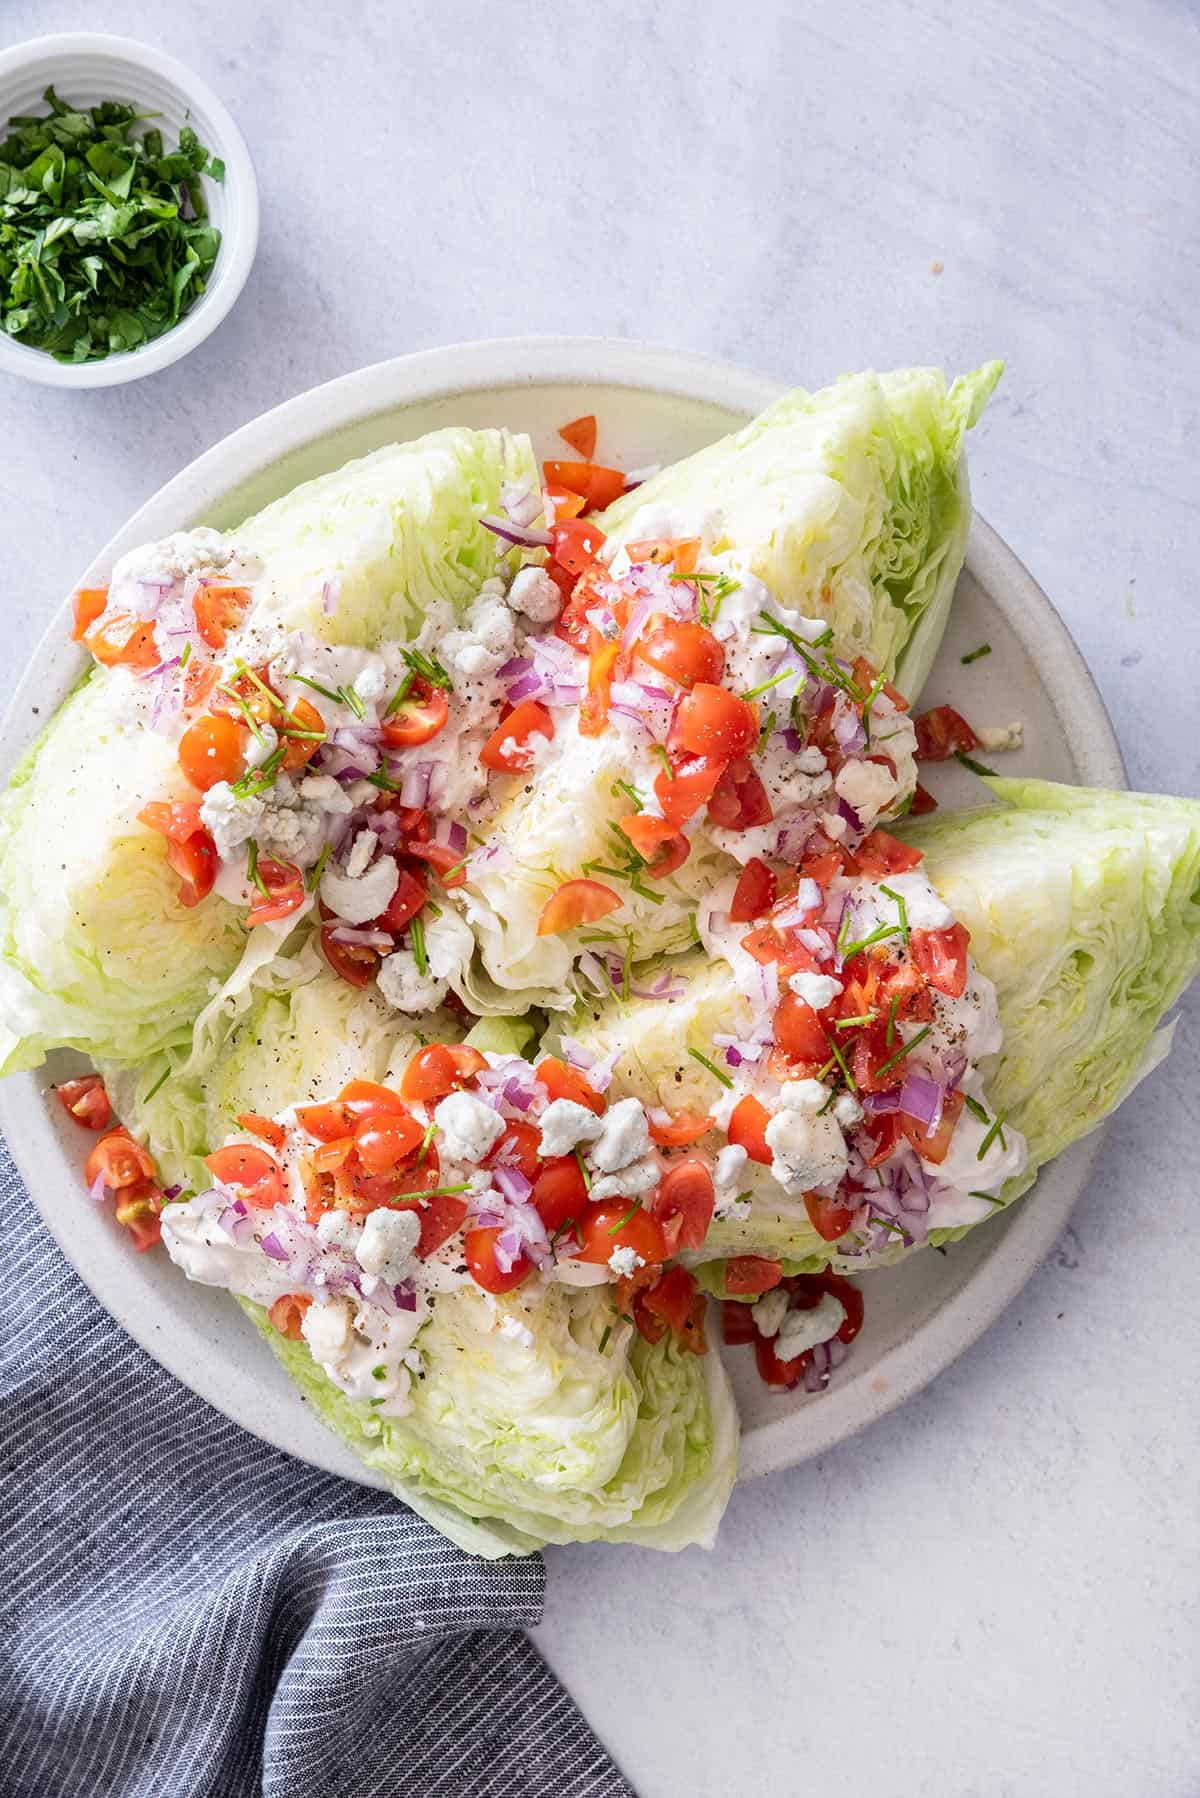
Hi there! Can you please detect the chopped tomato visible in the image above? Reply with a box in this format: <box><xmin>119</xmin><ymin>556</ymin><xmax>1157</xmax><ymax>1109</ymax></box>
<box><xmin>876</xmin><ymin>959</ymin><xmax>935</xmax><ymax>1025</ymax></box>
<box><xmin>721</xmin><ymin>1298</ymin><xmax>758</xmax><ymax>1344</ymax></box>
<box><xmin>909</xmin><ymin>781</ymin><xmax>938</xmax><ymax>816</ymax></box>
<box><xmin>898</xmin><ymin>1087</ymin><xmax>965</xmax><ymax>1165</ymax></box>
<box><xmin>640</xmin><ymin>1266</ymin><xmax>707</xmax><ymax>1353</ymax></box>
<box><xmin>635</xmin><ymin>617</ymin><xmax>725</xmax><ymax>689</ymax></box>
<box><xmin>544</xmin><ymin>482</ymin><xmax>587</xmax><ymax>523</ymax></box>
<box><xmin>485</xmin><ymin>1120</ymin><xmax>541</xmax><ymax>1182</ymax></box>
<box><xmin>380</xmin><ymin>677</ymin><xmax>449</xmax><ymax>748</ymax></box>
<box><xmin>56</xmin><ymin>1075</ymin><xmax>112</xmax><ymax>1132</ymax></box>
<box><xmin>465</xmin><ymin>1226</ymin><xmax>532</xmax><ymax>1294</ymax></box>
<box><xmin>558</xmin><ymin>414</ymin><xmax>597</xmax><ymax>459</ymax></box>
<box><xmin>400</xmin><ymin>1042</ymin><xmax>488</xmax><ymax>1103</ymax></box>
<box><xmin>724</xmin><ymin>1256</ymin><xmax>784</xmax><ymax>1297</ymax></box>
<box><xmin>480</xmin><ymin>699</ymin><xmax>554</xmax><ymax>772</ymax></box>
<box><xmin>554</xmin><ymin>561</ymin><xmax>608</xmax><ymax>649</ymax></box>
<box><xmin>247</xmin><ymin>859</ymin><xmax>306</xmax><ymax>927</ymax></box>
<box><xmin>575</xmin><ymin>1200</ymin><xmax>667</xmax><ymax>1267</ymax></box>
<box><xmin>740</xmin><ymin>924</ymin><xmax>818</xmax><ymax>977</ymax></box>
<box><xmin>579</xmin><ymin>637</ymin><xmax>623</xmax><ymax>738</ymax></box>
<box><xmin>914</xmin><ymin>705</ymin><xmax>981</xmax><ymax>762</ymax></box>
<box><xmin>727</xmin><ymin>1094</ymin><xmax>773</xmax><ymax>1165</ymax></box>
<box><xmin>618</xmin><ymin>813</ymin><xmax>690</xmax><ymax>880</ymax></box>
<box><xmin>309</xmin><ymin>1136</ymin><xmax>357</xmax><ymax>1175</ymax></box>
<box><xmin>653</xmin><ymin>1159</ymin><xmax>714</xmax><ymax>1252</ymax></box>
<box><xmin>910</xmin><ymin>922</ymin><xmax>970</xmax><ymax>997</ymax></box>
<box><xmin>851</xmin><ymin>1020</ymin><xmax>905</xmax><ymax>1092</ymax></box>
<box><xmin>706</xmin><ymin>757</ymin><xmax>772</xmax><ymax>831</ymax></box>
<box><xmin>653</xmin><ymin>751</ymin><xmax>726</xmax><ymax>829</ymax></box>
<box><xmin>408</xmin><ymin>840</ymin><xmax>468</xmax><ymax>890</ymax></box>
<box><xmin>138</xmin><ymin>800</ymin><xmax>206</xmax><ymax>844</ymax></box>
<box><xmin>674</xmin><ymin>684</ymin><xmax>757</xmax><ymax>758</ymax></box>
<box><xmin>376</xmin><ymin>865</ymin><xmax>427</xmax><ymax>934</ymax></box>
<box><xmin>193</xmin><ymin>584</ymin><xmax>250</xmax><ymax>650</ymax></box>
<box><xmin>354</xmin><ymin>1112</ymin><xmax>425</xmax><ymax>1173</ymax></box>
<box><xmin>71</xmin><ymin>588</ymin><xmax>108</xmax><ymax>640</ymax></box>
<box><xmin>166</xmin><ymin>831</ymin><xmax>217</xmax><ymax>908</ymax></box>
<box><xmin>534</xmin><ymin>1057</ymin><xmax>605</xmax><ymax>1115</ymax></box>
<box><xmin>85</xmin><ymin>1130</ymin><xmax>157</xmax><ymax>1192</ymax></box>
<box><xmin>753</xmin><ymin>1331</ymin><xmax>812</xmax><ymax>1388</ymax></box>
<box><xmin>647</xmin><ymin>1110</ymin><xmax>714</xmax><ymax>1148</ymax></box>
<box><xmin>853</xmin><ymin>828</ymin><xmax>923</xmax><ymax>877</ymax></box>
<box><xmin>295</xmin><ymin>1098</ymin><xmax>357</xmax><ymax>1142</ymax></box>
<box><xmin>321</xmin><ymin>928</ymin><xmax>379</xmax><ymax>989</ymax></box>
<box><xmin>182</xmin><ymin>660</ymin><xmax>218</xmax><ymax>713</ymax></box>
<box><xmin>85</xmin><ymin>611</ymin><xmax>160</xmax><ymax>669</ymax></box>
<box><xmin>339</xmin><ymin>1079</ymin><xmax>412</xmax><ymax>1119</ymax></box>
<box><xmin>730</xmin><ymin>857</ymin><xmax>777</xmax><ymax>922</ymax></box>
<box><xmin>409</xmin><ymin>1191</ymin><xmax>468</xmax><ymax>1258</ymax></box>
<box><xmin>851</xmin><ymin>655</ymin><xmax>909</xmax><ymax>713</ymax></box>
<box><xmin>205</xmin><ymin>1143</ymin><xmax>285</xmax><ymax>1208</ymax></box>
<box><xmin>543</xmin><ymin>460</ymin><xmax>626</xmax><ymax>511</ymax></box>
<box><xmin>178</xmin><ymin>712</ymin><xmax>246</xmax><ymax>791</ymax></box>
<box><xmin>537</xmin><ymin>878</ymin><xmax>622</xmax><ymax>936</ymax></box>
<box><xmin>773</xmin><ymin>992</ymin><xmax>830</xmax><ymax>1064</ymax></box>
<box><xmin>237</xmin><ymin>1112</ymin><xmax>287</xmax><ymax>1150</ymax></box>
<box><xmin>114</xmin><ymin>1180</ymin><xmax>164</xmax><ymax>1251</ymax></box>
<box><xmin>531</xmin><ymin>1156</ymin><xmax>588</xmax><ymax>1234</ymax></box>
<box><xmin>210</xmin><ymin>666</ymin><xmax>279</xmax><ymax>727</ymax></box>
<box><xmin>551</xmin><ymin>517</ymin><xmax>606</xmax><ymax>577</ymax></box>
<box><xmin>624</xmin><ymin>536</ymin><xmax>701</xmax><ymax>576</ymax></box>
<box><xmin>792</xmin><ymin>1270</ymin><xmax>864</xmax><ymax>1343</ymax></box>
<box><xmin>268</xmin><ymin>1293</ymin><xmax>312</xmax><ymax>1341</ymax></box>
<box><xmin>804</xmin><ymin>1190</ymin><xmax>858</xmax><ymax>1242</ymax></box>
<box><xmin>279</xmin><ymin>697</ymin><xmax>326</xmax><ymax>771</ymax></box>
<box><xmin>800</xmin><ymin>836</ymin><xmax>848</xmax><ymax>887</ymax></box>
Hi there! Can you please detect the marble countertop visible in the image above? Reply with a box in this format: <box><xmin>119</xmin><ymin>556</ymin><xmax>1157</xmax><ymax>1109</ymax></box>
<box><xmin>2</xmin><ymin>1</ymin><xmax>1197</xmax><ymax>1793</ymax></box>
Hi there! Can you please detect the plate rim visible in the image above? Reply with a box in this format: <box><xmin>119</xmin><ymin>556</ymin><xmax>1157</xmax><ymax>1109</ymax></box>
<box><xmin>0</xmin><ymin>335</ymin><xmax>1126</xmax><ymax>1493</ymax></box>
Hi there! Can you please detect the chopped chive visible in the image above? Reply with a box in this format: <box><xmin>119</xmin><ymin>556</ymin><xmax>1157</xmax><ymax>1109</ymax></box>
<box><xmin>416</xmin><ymin>1119</ymin><xmax>437</xmax><ymax>1165</ymax></box>
<box><xmin>573</xmin><ymin>1148</ymin><xmax>592</xmax><ymax>1192</ymax></box>
<box><xmin>401</xmin><ymin>646</ymin><xmax>453</xmax><ymax>690</ymax></box>
<box><xmin>870</xmin><ymin>1215</ymin><xmax>909</xmax><ymax>1240</ymax></box>
<box><xmin>886</xmin><ymin>993</ymin><xmax>900</xmax><ymax>1048</ymax></box>
<box><xmin>629</xmin><ymin>876</ymin><xmax>665</xmax><ymax>906</ymax></box>
<box><xmin>969</xmin><ymin>1189</ymin><xmax>1005</xmax><ymax>1206</ymax></box>
<box><xmin>622</xmin><ymin>941</ymin><xmax>633</xmax><ymax>1001</ymax></box>
<box><xmin>608</xmin><ymin>1198</ymin><xmax>643</xmax><ymax>1236</ymax></box>
<box><xmin>835</xmin><ymin>1013</ymin><xmax>875</xmax><ymax>1029</ymax></box>
<box><xmin>372</xmin><ymin>1365</ymin><xmax>387</xmax><ymax>1381</ymax></box>
<box><xmin>231</xmin><ymin>743</ymin><xmax>287</xmax><ymax>799</ymax></box>
<box><xmin>757</xmin><ymin>709</ymin><xmax>777</xmax><ymax>754</ymax></box>
<box><xmin>549</xmin><ymin>1216</ymin><xmax>581</xmax><ymax>1254</ymax></box>
<box><xmin>976</xmin><ymin>1111</ymin><xmax>1008</xmax><ymax>1160</ymax></box>
<box><xmin>872</xmin><ymin>1024</ymin><xmax>932</xmax><ymax>1082</ymax></box>
<box><xmin>291</xmin><ymin>672</ymin><xmax>364</xmax><ymax>716</ymax></box>
<box><xmin>652</xmin><ymin>744</ymin><xmax>674</xmax><ymax>779</ymax></box>
<box><xmin>962</xmin><ymin>1094</ymin><xmax>990</xmax><ymax>1124</ymax></box>
<box><xmin>410</xmin><ymin>913</ymin><xmax>427</xmax><ymax>977</ymax></box>
<box><xmin>743</xmin><ymin>668</ymin><xmax>795</xmax><ymax>702</ymax></box>
<box><xmin>245</xmin><ymin>838</ymin><xmax>269</xmax><ymax>898</ymax></box>
<box><xmin>956</xmin><ymin>750</ymin><xmax>998</xmax><ymax>778</ymax></box>
<box><xmin>364</xmin><ymin>770</ymin><xmax>402</xmax><ymax>793</ymax></box>
<box><xmin>961</xmin><ymin>644</ymin><xmax>992</xmax><ymax>665</ymax></box>
<box><xmin>879</xmin><ymin>882</ymin><xmax>910</xmax><ymax>948</ymax></box>
<box><xmin>688</xmin><ymin>1048</ymin><xmax>733</xmax><ymax>1089</ymax></box>
<box><xmin>179</xmin><ymin>641</ymin><xmax>191</xmax><ymax>669</ymax></box>
<box><xmin>143</xmin><ymin>1065</ymin><xmax>171</xmax><ymax>1103</ymax></box>
<box><xmin>611</xmin><ymin>778</ymin><xmax>644</xmax><ymax>811</ymax></box>
<box><xmin>216</xmin><ymin>682</ymin><xmax>267</xmax><ymax>746</ymax></box>
<box><xmin>308</xmin><ymin>844</ymin><xmax>330</xmax><ymax>892</ymax></box>
<box><xmin>341</xmin><ymin>683</ymin><xmax>366</xmax><ymax>720</ymax></box>
<box><xmin>839</xmin><ymin>922</ymin><xmax>901</xmax><ymax>961</ymax></box>
<box><xmin>598</xmin><ymin>1325</ymin><xmax>612</xmax><ymax>1353</ymax></box>
<box><xmin>815</xmin><ymin>1056</ymin><xmax>837</xmax><ymax>1082</ymax></box>
<box><xmin>385</xmin><ymin>671</ymin><xmax>416</xmax><ymax>714</ymax></box>
<box><xmin>416</xmin><ymin>1183</ymin><xmax>473</xmax><ymax>1200</ymax></box>
<box><xmin>823</xmin><ymin>1030</ymin><xmax>856</xmax><ymax>1092</ymax></box>
<box><xmin>817</xmin><ymin>1089</ymin><xmax>838</xmax><ymax>1117</ymax></box>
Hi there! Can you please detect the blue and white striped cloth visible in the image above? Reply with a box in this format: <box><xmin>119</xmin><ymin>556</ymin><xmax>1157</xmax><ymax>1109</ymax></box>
<box><xmin>0</xmin><ymin>1145</ymin><xmax>635</xmax><ymax>1797</ymax></box>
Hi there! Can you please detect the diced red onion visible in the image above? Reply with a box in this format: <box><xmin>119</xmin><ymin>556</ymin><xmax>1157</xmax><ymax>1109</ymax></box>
<box><xmin>838</xmin><ymin>796</ymin><xmax>862</xmax><ymax>833</ymax></box>
<box><xmin>506</xmin><ymin>670</ymin><xmax>548</xmax><ymax>703</ymax></box>
<box><xmin>88</xmin><ymin>1170</ymin><xmax>108</xmax><ymax>1204</ymax></box>
<box><xmin>471</xmin><ymin>1208</ymin><xmax>504</xmax><ymax>1229</ymax></box>
<box><xmin>399</xmin><ymin>763</ymin><xmax>433</xmax><ymax>808</ymax></box>
<box><xmin>492</xmin><ymin>1227</ymin><xmax>525</xmax><ymax>1275</ymax></box>
<box><xmin>332</xmin><ymin>724</ymin><xmax>384</xmax><ymax>751</ymax></box>
<box><xmin>260</xmin><ymin>1232</ymin><xmax>288</xmax><ymax>1262</ymax></box>
<box><xmin>481</xmin><ymin>513</ymin><xmax>552</xmax><ymax>550</ymax></box>
<box><xmin>621</xmin><ymin>594</ymin><xmax>654</xmax><ymax>648</ymax></box>
<box><xmin>899</xmin><ymin>1072</ymin><xmax>944</xmax><ymax>1131</ymax></box>
<box><xmin>394</xmin><ymin>1281</ymin><xmax>418</xmax><ymax>1312</ymax></box>
<box><xmin>328</xmin><ymin>925</ymin><xmax>395</xmax><ymax>950</ymax></box>
<box><xmin>322</xmin><ymin>579</ymin><xmax>340</xmax><ymax>616</ymax></box>
<box><xmin>783</xmin><ymin>726</ymin><xmax>805</xmax><ymax>753</ymax></box>
<box><xmin>501</xmin><ymin>481</ymin><xmax>543</xmax><ymax>530</ymax></box>
<box><xmin>498</xmin><ymin>655</ymin><xmax>531</xmax><ymax>680</ymax></box>
<box><xmin>863</xmin><ymin>1089</ymin><xmax>901</xmax><ymax>1115</ymax></box>
<box><xmin>135</xmin><ymin>656</ymin><xmax>182</xmax><ymax>682</ymax></box>
<box><xmin>493</xmin><ymin>1165</ymin><xmax>533</xmax><ymax>1204</ymax></box>
<box><xmin>447</xmin><ymin>820</ymin><xmax>467</xmax><ymax>853</ymax></box>
<box><xmin>725</xmin><ymin>1046</ymin><xmax>744</xmax><ymax>1069</ymax></box>
<box><xmin>503</xmin><ymin>1077</ymin><xmax>534</xmax><ymax>1112</ymax></box>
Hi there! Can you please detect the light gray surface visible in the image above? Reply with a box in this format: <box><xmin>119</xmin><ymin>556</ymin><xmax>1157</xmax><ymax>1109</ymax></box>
<box><xmin>1</xmin><ymin>4</ymin><xmax>1197</xmax><ymax>1796</ymax></box>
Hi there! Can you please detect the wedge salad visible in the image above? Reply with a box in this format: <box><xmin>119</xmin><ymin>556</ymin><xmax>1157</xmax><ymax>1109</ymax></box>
<box><xmin>6</xmin><ymin>365</ymin><xmax>1199</xmax><ymax>1559</ymax></box>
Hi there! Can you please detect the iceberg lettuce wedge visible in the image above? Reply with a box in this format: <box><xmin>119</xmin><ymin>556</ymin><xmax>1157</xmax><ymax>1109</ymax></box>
<box><xmin>598</xmin><ymin>362</ymin><xmax>1003</xmax><ymax>700</ymax></box>
<box><xmin>0</xmin><ymin>671</ymin><xmax>248</xmax><ymax>1075</ymax></box>
<box><xmin>236</xmin><ymin>427</ymin><xmax>542</xmax><ymax>649</ymax></box>
<box><xmin>247</xmin><ymin>1282</ymin><xmax>738</xmax><ymax>1559</ymax></box>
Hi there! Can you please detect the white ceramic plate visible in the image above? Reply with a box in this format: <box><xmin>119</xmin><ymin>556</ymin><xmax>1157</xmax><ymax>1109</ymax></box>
<box><xmin>0</xmin><ymin>338</ymin><xmax>1125</xmax><ymax>1490</ymax></box>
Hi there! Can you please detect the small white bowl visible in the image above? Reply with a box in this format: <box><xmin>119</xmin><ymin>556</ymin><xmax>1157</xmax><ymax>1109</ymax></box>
<box><xmin>0</xmin><ymin>33</ymin><xmax>258</xmax><ymax>387</ymax></box>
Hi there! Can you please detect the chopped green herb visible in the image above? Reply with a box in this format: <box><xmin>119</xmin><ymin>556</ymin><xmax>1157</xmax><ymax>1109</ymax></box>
<box><xmin>834</xmin><ymin>1013</ymin><xmax>875</xmax><ymax>1029</ymax></box>
<box><xmin>179</xmin><ymin>641</ymin><xmax>191</xmax><ymax>669</ymax></box>
<box><xmin>969</xmin><ymin>1189</ymin><xmax>1005</xmax><ymax>1206</ymax></box>
<box><xmin>291</xmin><ymin>672</ymin><xmax>365</xmax><ymax>717</ymax></box>
<box><xmin>872</xmin><ymin>1024</ymin><xmax>932</xmax><ymax>1082</ymax></box>
<box><xmin>231</xmin><ymin>742</ymin><xmax>286</xmax><ymax>799</ymax></box>
<box><xmin>410</xmin><ymin>913</ymin><xmax>427</xmax><ymax>977</ymax></box>
<box><xmin>607</xmin><ymin>1198</ymin><xmax>643</xmax><ymax>1236</ymax></box>
<box><xmin>142</xmin><ymin>1064</ymin><xmax>170</xmax><ymax>1103</ymax></box>
<box><xmin>598</xmin><ymin>1325</ymin><xmax>612</xmax><ymax>1354</ymax></box>
<box><xmin>870</xmin><ymin>1215</ymin><xmax>909</xmax><ymax>1240</ymax></box>
<box><xmin>416</xmin><ymin>1119</ymin><xmax>436</xmax><ymax>1166</ymax></box>
<box><xmin>757</xmin><ymin>709</ymin><xmax>777</xmax><ymax>754</ymax></box>
<box><xmin>364</xmin><ymin>770</ymin><xmax>401</xmax><ymax>793</ymax></box>
<box><xmin>372</xmin><ymin>1365</ymin><xmax>387</xmax><ymax>1382</ymax></box>
<box><xmin>611</xmin><ymin>778</ymin><xmax>644</xmax><ymax>812</ymax></box>
<box><xmin>839</xmin><ymin>922</ymin><xmax>901</xmax><ymax>962</ymax></box>
<box><xmin>956</xmin><ymin>750</ymin><xmax>998</xmax><ymax>778</ymax></box>
<box><xmin>652</xmin><ymin>744</ymin><xmax>674</xmax><ymax>780</ymax></box>
<box><xmin>385</xmin><ymin>671</ymin><xmax>416</xmax><ymax>713</ymax></box>
<box><xmin>742</xmin><ymin>668</ymin><xmax>795</xmax><ymax>702</ymax></box>
<box><xmin>822</xmin><ymin>1030</ymin><xmax>856</xmax><ymax>1092</ymax></box>
<box><xmin>217</xmin><ymin>682</ymin><xmax>268</xmax><ymax>746</ymax></box>
<box><xmin>879</xmin><ymin>882</ymin><xmax>910</xmax><ymax>948</ymax></box>
<box><xmin>976</xmin><ymin>1111</ymin><xmax>1008</xmax><ymax>1160</ymax></box>
<box><xmin>961</xmin><ymin>644</ymin><xmax>992</xmax><ymax>665</ymax></box>
<box><xmin>886</xmin><ymin>993</ymin><xmax>900</xmax><ymax>1048</ymax></box>
<box><xmin>418</xmin><ymin>1183</ymin><xmax>473</xmax><ymax>1200</ymax></box>
<box><xmin>307</xmin><ymin>843</ymin><xmax>330</xmax><ymax>892</ymax></box>
<box><xmin>0</xmin><ymin>87</ymin><xmax>224</xmax><ymax>365</ymax></box>
<box><xmin>401</xmin><ymin>646</ymin><xmax>452</xmax><ymax>690</ymax></box>
<box><xmin>573</xmin><ymin>1148</ymin><xmax>592</xmax><ymax>1192</ymax></box>
<box><xmin>622</xmin><ymin>941</ymin><xmax>633</xmax><ymax>1001</ymax></box>
<box><xmin>688</xmin><ymin>1048</ymin><xmax>733</xmax><ymax>1089</ymax></box>
<box><xmin>751</xmin><ymin>616</ymin><xmax>860</xmax><ymax>698</ymax></box>
<box><xmin>549</xmin><ymin>1216</ymin><xmax>581</xmax><ymax>1254</ymax></box>
<box><xmin>962</xmin><ymin>1093</ymin><xmax>990</xmax><ymax>1124</ymax></box>
<box><xmin>245</xmin><ymin>839</ymin><xmax>269</xmax><ymax>899</ymax></box>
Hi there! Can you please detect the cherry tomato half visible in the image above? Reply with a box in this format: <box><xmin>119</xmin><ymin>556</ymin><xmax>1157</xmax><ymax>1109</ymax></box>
<box><xmin>465</xmin><ymin>1226</ymin><xmax>533</xmax><ymax>1294</ymax></box>
<box><xmin>537</xmin><ymin>878</ymin><xmax>622</xmax><ymax>936</ymax></box>
<box><xmin>380</xmin><ymin>677</ymin><xmax>450</xmax><ymax>749</ymax></box>
<box><xmin>56</xmin><ymin>1075</ymin><xmax>112</xmax><ymax>1132</ymax></box>
<box><xmin>205</xmin><ymin>1143</ymin><xmax>285</xmax><ymax>1208</ymax></box>
<box><xmin>178</xmin><ymin>713</ymin><xmax>246</xmax><ymax>792</ymax></box>
<box><xmin>480</xmin><ymin>699</ymin><xmax>554</xmax><ymax>772</ymax></box>
<box><xmin>635</xmin><ymin>617</ymin><xmax>725</xmax><ymax>689</ymax></box>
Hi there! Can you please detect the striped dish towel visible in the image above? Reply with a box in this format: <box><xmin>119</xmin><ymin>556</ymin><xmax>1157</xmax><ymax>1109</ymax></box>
<box><xmin>0</xmin><ymin>1144</ymin><xmax>635</xmax><ymax>1798</ymax></box>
